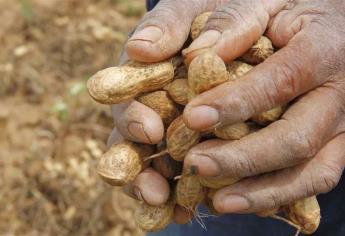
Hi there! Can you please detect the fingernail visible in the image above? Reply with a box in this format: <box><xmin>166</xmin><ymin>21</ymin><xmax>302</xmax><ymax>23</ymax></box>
<box><xmin>185</xmin><ymin>154</ymin><xmax>221</xmax><ymax>177</ymax></box>
<box><xmin>129</xmin><ymin>26</ymin><xmax>163</xmax><ymax>43</ymax></box>
<box><xmin>183</xmin><ymin>30</ymin><xmax>221</xmax><ymax>55</ymax></box>
<box><xmin>133</xmin><ymin>186</ymin><xmax>144</xmax><ymax>202</ymax></box>
<box><xmin>186</xmin><ymin>105</ymin><xmax>219</xmax><ymax>130</ymax></box>
<box><xmin>128</xmin><ymin>122</ymin><xmax>152</xmax><ymax>144</ymax></box>
<box><xmin>221</xmin><ymin>194</ymin><xmax>250</xmax><ymax>213</ymax></box>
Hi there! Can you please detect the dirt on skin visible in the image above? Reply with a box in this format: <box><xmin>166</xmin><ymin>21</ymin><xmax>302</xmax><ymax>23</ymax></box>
<box><xmin>0</xmin><ymin>0</ymin><xmax>146</xmax><ymax>235</ymax></box>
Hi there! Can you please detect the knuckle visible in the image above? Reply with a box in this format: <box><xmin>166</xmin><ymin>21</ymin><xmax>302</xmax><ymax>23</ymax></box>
<box><xmin>309</xmin><ymin>163</ymin><xmax>342</xmax><ymax>194</ymax></box>
<box><xmin>232</xmin><ymin>151</ymin><xmax>259</xmax><ymax>177</ymax></box>
<box><xmin>291</xmin><ymin>127</ymin><xmax>319</xmax><ymax>159</ymax></box>
<box><xmin>265</xmin><ymin>190</ymin><xmax>283</xmax><ymax>209</ymax></box>
<box><xmin>268</xmin><ymin>55</ymin><xmax>302</xmax><ymax>102</ymax></box>
<box><xmin>318</xmin><ymin>163</ymin><xmax>342</xmax><ymax>192</ymax></box>
<box><xmin>205</xmin><ymin>1</ymin><xmax>264</xmax><ymax>33</ymax></box>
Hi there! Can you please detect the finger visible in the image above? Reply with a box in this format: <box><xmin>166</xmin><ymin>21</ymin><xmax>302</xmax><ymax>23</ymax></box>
<box><xmin>184</xmin><ymin>27</ymin><xmax>338</xmax><ymax>130</ymax></box>
<box><xmin>184</xmin><ymin>87</ymin><xmax>345</xmax><ymax>179</ymax></box>
<box><xmin>112</xmin><ymin>100</ymin><xmax>164</xmax><ymax>144</ymax></box>
<box><xmin>212</xmin><ymin>133</ymin><xmax>345</xmax><ymax>213</ymax></box>
<box><xmin>126</xmin><ymin>0</ymin><xmax>234</xmax><ymax>62</ymax></box>
<box><xmin>124</xmin><ymin>168</ymin><xmax>170</xmax><ymax>206</ymax></box>
<box><xmin>173</xmin><ymin>205</ymin><xmax>194</xmax><ymax>224</ymax></box>
<box><xmin>126</xmin><ymin>0</ymin><xmax>220</xmax><ymax>62</ymax></box>
<box><xmin>183</xmin><ymin>0</ymin><xmax>288</xmax><ymax>62</ymax></box>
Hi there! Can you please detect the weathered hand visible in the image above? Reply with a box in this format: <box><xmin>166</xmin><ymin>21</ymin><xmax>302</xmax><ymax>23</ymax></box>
<box><xmin>182</xmin><ymin>0</ymin><xmax>345</xmax><ymax>213</ymax></box>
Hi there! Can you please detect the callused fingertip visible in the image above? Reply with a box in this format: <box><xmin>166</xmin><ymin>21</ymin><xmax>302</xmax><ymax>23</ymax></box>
<box><xmin>184</xmin><ymin>153</ymin><xmax>221</xmax><ymax>178</ymax></box>
<box><xmin>213</xmin><ymin>193</ymin><xmax>251</xmax><ymax>213</ymax></box>
<box><xmin>183</xmin><ymin>30</ymin><xmax>221</xmax><ymax>55</ymax></box>
<box><xmin>184</xmin><ymin>105</ymin><xmax>219</xmax><ymax>131</ymax></box>
<box><xmin>129</xmin><ymin>26</ymin><xmax>163</xmax><ymax>44</ymax></box>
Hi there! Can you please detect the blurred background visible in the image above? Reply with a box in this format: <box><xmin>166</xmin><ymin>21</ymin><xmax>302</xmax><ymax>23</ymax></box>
<box><xmin>0</xmin><ymin>0</ymin><xmax>146</xmax><ymax>235</ymax></box>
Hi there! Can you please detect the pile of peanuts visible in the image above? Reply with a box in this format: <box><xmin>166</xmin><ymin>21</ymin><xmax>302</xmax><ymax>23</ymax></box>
<box><xmin>87</xmin><ymin>12</ymin><xmax>320</xmax><ymax>235</ymax></box>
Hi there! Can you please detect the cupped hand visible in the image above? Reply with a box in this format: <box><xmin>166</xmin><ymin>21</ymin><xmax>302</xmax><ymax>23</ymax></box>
<box><xmin>182</xmin><ymin>0</ymin><xmax>345</xmax><ymax>213</ymax></box>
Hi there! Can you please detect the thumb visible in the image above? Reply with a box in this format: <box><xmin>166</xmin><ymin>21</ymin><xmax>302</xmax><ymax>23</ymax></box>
<box><xmin>183</xmin><ymin>0</ymin><xmax>288</xmax><ymax>62</ymax></box>
<box><xmin>126</xmin><ymin>0</ymin><xmax>208</xmax><ymax>62</ymax></box>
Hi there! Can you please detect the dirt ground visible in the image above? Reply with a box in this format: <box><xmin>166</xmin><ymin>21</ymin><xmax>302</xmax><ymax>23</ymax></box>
<box><xmin>0</xmin><ymin>0</ymin><xmax>146</xmax><ymax>235</ymax></box>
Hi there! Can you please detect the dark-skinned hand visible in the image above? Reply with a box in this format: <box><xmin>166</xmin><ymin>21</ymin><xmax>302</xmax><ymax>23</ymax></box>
<box><xmin>108</xmin><ymin>0</ymin><xmax>345</xmax><ymax>222</ymax></box>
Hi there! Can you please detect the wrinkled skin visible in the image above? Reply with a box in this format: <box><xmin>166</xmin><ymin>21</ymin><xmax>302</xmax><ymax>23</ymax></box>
<box><xmin>108</xmin><ymin>0</ymin><xmax>345</xmax><ymax>221</ymax></box>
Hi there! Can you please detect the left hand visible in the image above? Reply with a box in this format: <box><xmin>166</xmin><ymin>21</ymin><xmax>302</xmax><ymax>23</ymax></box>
<box><xmin>182</xmin><ymin>0</ymin><xmax>345</xmax><ymax>213</ymax></box>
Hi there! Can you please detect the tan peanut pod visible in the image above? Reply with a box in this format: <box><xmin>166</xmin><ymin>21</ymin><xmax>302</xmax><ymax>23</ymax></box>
<box><xmin>152</xmin><ymin>154</ymin><xmax>182</xmax><ymax>180</ymax></box>
<box><xmin>87</xmin><ymin>61</ymin><xmax>174</xmax><ymax>104</ymax></box>
<box><xmin>284</xmin><ymin>197</ymin><xmax>321</xmax><ymax>234</ymax></box>
<box><xmin>199</xmin><ymin>177</ymin><xmax>239</xmax><ymax>189</ymax></box>
<box><xmin>188</xmin><ymin>50</ymin><xmax>229</xmax><ymax>95</ymax></box>
<box><xmin>256</xmin><ymin>207</ymin><xmax>280</xmax><ymax>217</ymax></box>
<box><xmin>190</xmin><ymin>12</ymin><xmax>212</xmax><ymax>40</ymax></box>
<box><xmin>241</xmin><ymin>36</ymin><xmax>274</xmax><ymax>64</ymax></box>
<box><xmin>187</xmin><ymin>88</ymin><xmax>197</xmax><ymax>102</ymax></box>
<box><xmin>97</xmin><ymin>141</ymin><xmax>154</xmax><ymax>186</ymax></box>
<box><xmin>167</xmin><ymin>116</ymin><xmax>201</xmax><ymax>161</ymax></box>
<box><xmin>164</xmin><ymin>79</ymin><xmax>190</xmax><ymax>106</ymax></box>
<box><xmin>176</xmin><ymin>175</ymin><xmax>205</xmax><ymax>210</ymax></box>
<box><xmin>252</xmin><ymin>106</ymin><xmax>285</xmax><ymax>125</ymax></box>
<box><xmin>135</xmin><ymin>200</ymin><xmax>175</xmax><ymax>232</ymax></box>
<box><xmin>137</xmin><ymin>91</ymin><xmax>180</xmax><ymax>126</ymax></box>
<box><xmin>214</xmin><ymin>122</ymin><xmax>251</xmax><ymax>140</ymax></box>
<box><xmin>226</xmin><ymin>61</ymin><xmax>253</xmax><ymax>81</ymax></box>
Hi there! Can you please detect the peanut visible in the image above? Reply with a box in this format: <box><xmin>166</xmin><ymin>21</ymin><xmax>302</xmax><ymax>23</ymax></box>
<box><xmin>176</xmin><ymin>175</ymin><xmax>205</xmax><ymax>210</ymax></box>
<box><xmin>135</xmin><ymin>201</ymin><xmax>175</xmax><ymax>232</ymax></box>
<box><xmin>87</xmin><ymin>61</ymin><xmax>174</xmax><ymax>104</ymax></box>
<box><xmin>252</xmin><ymin>106</ymin><xmax>285</xmax><ymax>126</ymax></box>
<box><xmin>214</xmin><ymin>122</ymin><xmax>251</xmax><ymax>140</ymax></box>
<box><xmin>226</xmin><ymin>61</ymin><xmax>253</xmax><ymax>81</ymax></box>
<box><xmin>167</xmin><ymin>116</ymin><xmax>201</xmax><ymax>161</ymax></box>
<box><xmin>284</xmin><ymin>196</ymin><xmax>321</xmax><ymax>234</ymax></box>
<box><xmin>164</xmin><ymin>79</ymin><xmax>190</xmax><ymax>106</ymax></box>
<box><xmin>97</xmin><ymin>141</ymin><xmax>154</xmax><ymax>186</ymax></box>
<box><xmin>241</xmin><ymin>36</ymin><xmax>274</xmax><ymax>64</ymax></box>
<box><xmin>137</xmin><ymin>91</ymin><xmax>180</xmax><ymax>126</ymax></box>
<box><xmin>190</xmin><ymin>12</ymin><xmax>212</xmax><ymax>40</ymax></box>
<box><xmin>188</xmin><ymin>50</ymin><xmax>229</xmax><ymax>95</ymax></box>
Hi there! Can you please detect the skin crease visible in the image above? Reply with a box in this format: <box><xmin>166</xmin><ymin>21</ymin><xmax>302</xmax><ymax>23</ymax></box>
<box><xmin>108</xmin><ymin>0</ymin><xmax>345</xmax><ymax>220</ymax></box>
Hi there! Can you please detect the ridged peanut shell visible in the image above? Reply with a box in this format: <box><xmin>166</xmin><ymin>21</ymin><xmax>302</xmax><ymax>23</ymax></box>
<box><xmin>214</xmin><ymin>122</ymin><xmax>250</xmax><ymax>140</ymax></box>
<box><xmin>135</xmin><ymin>201</ymin><xmax>175</xmax><ymax>232</ymax></box>
<box><xmin>252</xmin><ymin>106</ymin><xmax>285</xmax><ymax>125</ymax></box>
<box><xmin>97</xmin><ymin>141</ymin><xmax>154</xmax><ymax>186</ymax></box>
<box><xmin>164</xmin><ymin>79</ymin><xmax>190</xmax><ymax>105</ymax></box>
<box><xmin>190</xmin><ymin>12</ymin><xmax>212</xmax><ymax>40</ymax></box>
<box><xmin>241</xmin><ymin>36</ymin><xmax>274</xmax><ymax>64</ymax></box>
<box><xmin>227</xmin><ymin>61</ymin><xmax>253</xmax><ymax>81</ymax></box>
<box><xmin>87</xmin><ymin>61</ymin><xmax>174</xmax><ymax>104</ymax></box>
<box><xmin>176</xmin><ymin>176</ymin><xmax>205</xmax><ymax>209</ymax></box>
<box><xmin>284</xmin><ymin>196</ymin><xmax>321</xmax><ymax>234</ymax></box>
<box><xmin>188</xmin><ymin>50</ymin><xmax>228</xmax><ymax>94</ymax></box>
<box><xmin>137</xmin><ymin>91</ymin><xmax>179</xmax><ymax>126</ymax></box>
<box><xmin>167</xmin><ymin>116</ymin><xmax>201</xmax><ymax>161</ymax></box>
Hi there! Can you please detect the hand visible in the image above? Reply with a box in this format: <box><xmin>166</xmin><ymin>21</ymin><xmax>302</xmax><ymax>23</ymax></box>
<box><xmin>182</xmin><ymin>0</ymin><xmax>345</xmax><ymax>213</ymax></box>
<box><xmin>109</xmin><ymin>0</ymin><xmax>246</xmax><ymax>223</ymax></box>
